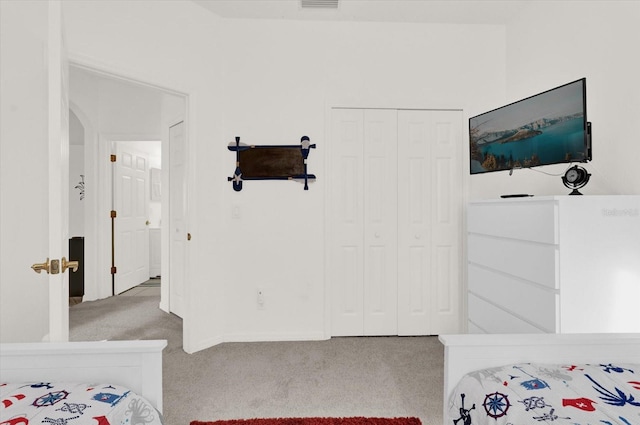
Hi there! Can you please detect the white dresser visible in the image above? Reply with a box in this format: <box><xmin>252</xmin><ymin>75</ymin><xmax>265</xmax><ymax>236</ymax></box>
<box><xmin>467</xmin><ymin>195</ymin><xmax>640</xmax><ymax>334</ymax></box>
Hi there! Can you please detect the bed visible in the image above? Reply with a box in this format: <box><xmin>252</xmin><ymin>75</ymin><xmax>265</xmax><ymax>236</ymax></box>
<box><xmin>0</xmin><ymin>339</ymin><xmax>166</xmax><ymax>425</ymax></box>
<box><xmin>439</xmin><ymin>333</ymin><xmax>640</xmax><ymax>424</ymax></box>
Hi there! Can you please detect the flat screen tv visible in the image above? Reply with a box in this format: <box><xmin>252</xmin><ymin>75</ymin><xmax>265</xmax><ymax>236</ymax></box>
<box><xmin>469</xmin><ymin>78</ymin><xmax>591</xmax><ymax>174</ymax></box>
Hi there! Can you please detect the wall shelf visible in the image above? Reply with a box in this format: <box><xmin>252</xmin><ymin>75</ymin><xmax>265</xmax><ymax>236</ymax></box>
<box><xmin>227</xmin><ymin>136</ymin><xmax>316</xmax><ymax>191</ymax></box>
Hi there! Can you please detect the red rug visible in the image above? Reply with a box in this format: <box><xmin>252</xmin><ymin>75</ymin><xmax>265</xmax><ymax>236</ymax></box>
<box><xmin>191</xmin><ymin>418</ymin><xmax>422</xmax><ymax>425</ymax></box>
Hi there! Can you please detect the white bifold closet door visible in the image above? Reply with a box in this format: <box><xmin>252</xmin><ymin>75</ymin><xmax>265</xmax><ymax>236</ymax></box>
<box><xmin>330</xmin><ymin>109</ymin><xmax>398</xmax><ymax>336</ymax></box>
<box><xmin>330</xmin><ymin>108</ymin><xmax>462</xmax><ymax>337</ymax></box>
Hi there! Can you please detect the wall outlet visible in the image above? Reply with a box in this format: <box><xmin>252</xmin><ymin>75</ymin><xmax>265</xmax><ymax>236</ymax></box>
<box><xmin>257</xmin><ymin>288</ymin><xmax>265</xmax><ymax>309</ymax></box>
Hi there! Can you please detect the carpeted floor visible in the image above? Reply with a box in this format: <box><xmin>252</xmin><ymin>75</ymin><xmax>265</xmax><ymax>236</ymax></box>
<box><xmin>139</xmin><ymin>277</ymin><xmax>161</xmax><ymax>287</ymax></box>
<box><xmin>69</xmin><ymin>294</ymin><xmax>444</xmax><ymax>425</ymax></box>
<box><xmin>190</xmin><ymin>418</ymin><xmax>422</xmax><ymax>425</ymax></box>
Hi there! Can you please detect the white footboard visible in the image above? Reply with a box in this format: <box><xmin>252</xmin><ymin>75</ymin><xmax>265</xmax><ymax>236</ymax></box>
<box><xmin>439</xmin><ymin>333</ymin><xmax>640</xmax><ymax>424</ymax></box>
<box><xmin>0</xmin><ymin>339</ymin><xmax>167</xmax><ymax>412</ymax></box>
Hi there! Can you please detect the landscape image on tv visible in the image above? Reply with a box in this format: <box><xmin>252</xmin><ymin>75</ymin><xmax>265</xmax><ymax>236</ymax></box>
<box><xmin>470</xmin><ymin>79</ymin><xmax>587</xmax><ymax>174</ymax></box>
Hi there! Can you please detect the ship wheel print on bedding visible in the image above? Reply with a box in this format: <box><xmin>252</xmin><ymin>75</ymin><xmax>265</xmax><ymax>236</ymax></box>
<box><xmin>483</xmin><ymin>391</ymin><xmax>511</xmax><ymax>419</ymax></box>
<box><xmin>33</xmin><ymin>390</ymin><xmax>69</xmax><ymax>407</ymax></box>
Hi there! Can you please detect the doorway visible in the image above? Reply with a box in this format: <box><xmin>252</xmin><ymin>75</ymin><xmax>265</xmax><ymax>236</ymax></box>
<box><xmin>68</xmin><ymin>65</ymin><xmax>187</xmax><ymax>321</ymax></box>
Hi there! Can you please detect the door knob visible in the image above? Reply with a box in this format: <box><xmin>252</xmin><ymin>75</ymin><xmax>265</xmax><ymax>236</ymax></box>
<box><xmin>61</xmin><ymin>257</ymin><xmax>79</xmax><ymax>273</ymax></box>
<box><xmin>31</xmin><ymin>258</ymin><xmax>50</xmax><ymax>274</ymax></box>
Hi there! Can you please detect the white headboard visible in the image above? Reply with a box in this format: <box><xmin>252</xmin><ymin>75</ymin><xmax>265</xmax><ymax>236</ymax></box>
<box><xmin>0</xmin><ymin>340</ymin><xmax>167</xmax><ymax>412</ymax></box>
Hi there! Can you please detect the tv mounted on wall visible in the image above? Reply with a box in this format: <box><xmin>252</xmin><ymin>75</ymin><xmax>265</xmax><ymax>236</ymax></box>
<box><xmin>469</xmin><ymin>78</ymin><xmax>591</xmax><ymax>175</ymax></box>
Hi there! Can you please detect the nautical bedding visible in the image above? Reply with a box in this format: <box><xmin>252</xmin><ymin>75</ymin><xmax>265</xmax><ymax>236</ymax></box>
<box><xmin>447</xmin><ymin>363</ymin><xmax>640</xmax><ymax>425</ymax></box>
<box><xmin>0</xmin><ymin>382</ymin><xmax>163</xmax><ymax>425</ymax></box>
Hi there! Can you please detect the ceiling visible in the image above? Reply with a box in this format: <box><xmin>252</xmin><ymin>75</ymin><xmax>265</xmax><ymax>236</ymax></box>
<box><xmin>191</xmin><ymin>0</ymin><xmax>532</xmax><ymax>25</ymax></box>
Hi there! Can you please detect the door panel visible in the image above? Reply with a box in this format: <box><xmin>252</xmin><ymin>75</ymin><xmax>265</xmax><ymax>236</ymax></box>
<box><xmin>398</xmin><ymin>113</ymin><xmax>431</xmax><ymax>334</ymax></box>
<box><xmin>0</xmin><ymin>0</ymin><xmax>69</xmax><ymax>342</ymax></box>
<box><xmin>430</xmin><ymin>113</ymin><xmax>462</xmax><ymax>333</ymax></box>
<box><xmin>397</xmin><ymin>110</ymin><xmax>462</xmax><ymax>335</ymax></box>
<box><xmin>169</xmin><ymin>121</ymin><xmax>186</xmax><ymax>318</ymax></box>
<box><xmin>50</xmin><ymin>0</ymin><xmax>70</xmax><ymax>342</ymax></box>
<box><xmin>330</xmin><ymin>109</ymin><xmax>364</xmax><ymax>336</ymax></box>
<box><xmin>363</xmin><ymin>109</ymin><xmax>397</xmax><ymax>336</ymax></box>
<box><xmin>331</xmin><ymin>109</ymin><xmax>398</xmax><ymax>336</ymax></box>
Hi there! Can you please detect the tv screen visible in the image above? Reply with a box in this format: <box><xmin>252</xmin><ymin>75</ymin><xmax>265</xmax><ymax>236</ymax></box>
<box><xmin>469</xmin><ymin>78</ymin><xmax>590</xmax><ymax>174</ymax></box>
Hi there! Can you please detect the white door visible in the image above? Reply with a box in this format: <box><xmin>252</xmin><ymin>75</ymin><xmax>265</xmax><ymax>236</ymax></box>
<box><xmin>169</xmin><ymin>121</ymin><xmax>186</xmax><ymax>317</ymax></box>
<box><xmin>363</xmin><ymin>109</ymin><xmax>398</xmax><ymax>335</ymax></box>
<box><xmin>330</xmin><ymin>108</ymin><xmax>462</xmax><ymax>337</ymax></box>
<box><xmin>114</xmin><ymin>143</ymin><xmax>150</xmax><ymax>294</ymax></box>
<box><xmin>331</xmin><ymin>109</ymin><xmax>398</xmax><ymax>336</ymax></box>
<box><xmin>330</xmin><ymin>109</ymin><xmax>365</xmax><ymax>336</ymax></box>
<box><xmin>0</xmin><ymin>0</ymin><xmax>70</xmax><ymax>342</ymax></box>
<box><xmin>397</xmin><ymin>110</ymin><xmax>462</xmax><ymax>335</ymax></box>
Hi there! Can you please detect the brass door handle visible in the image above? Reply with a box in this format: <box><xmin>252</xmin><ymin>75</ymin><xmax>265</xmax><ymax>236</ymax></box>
<box><xmin>31</xmin><ymin>258</ymin><xmax>50</xmax><ymax>274</ymax></box>
<box><xmin>61</xmin><ymin>257</ymin><xmax>79</xmax><ymax>273</ymax></box>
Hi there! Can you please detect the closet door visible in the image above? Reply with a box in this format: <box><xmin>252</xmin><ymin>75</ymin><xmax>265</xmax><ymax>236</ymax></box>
<box><xmin>331</xmin><ymin>109</ymin><xmax>365</xmax><ymax>336</ymax></box>
<box><xmin>330</xmin><ymin>109</ymin><xmax>398</xmax><ymax>336</ymax></box>
<box><xmin>363</xmin><ymin>109</ymin><xmax>398</xmax><ymax>335</ymax></box>
<box><xmin>397</xmin><ymin>110</ymin><xmax>462</xmax><ymax>335</ymax></box>
<box><xmin>330</xmin><ymin>108</ymin><xmax>462</xmax><ymax>337</ymax></box>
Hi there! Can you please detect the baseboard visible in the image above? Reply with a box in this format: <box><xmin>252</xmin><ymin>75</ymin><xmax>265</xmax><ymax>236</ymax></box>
<box><xmin>222</xmin><ymin>331</ymin><xmax>328</xmax><ymax>344</ymax></box>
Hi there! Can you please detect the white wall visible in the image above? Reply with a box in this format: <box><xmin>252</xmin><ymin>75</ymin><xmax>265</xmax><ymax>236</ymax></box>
<box><xmin>69</xmin><ymin>145</ymin><xmax>85</xmax><ymax>237</ymax></box>
<box><xmin>469</xmin><ymin>1</ymin><xmax>640</xmax><ymax>199</ymax></box>
<box><xmin>61</xmin><ymin>0</ymin><xmax>640</xmax><ymax>353</ymax></box>
<box><xmin>62</xmin><ymin>0</ymin><xmax>506</xmax><ymax>352</ymax></box>
<box><xmin>219</xmin><ymin>19</ymin><xmax>506</xmax><ymax>341</ymax></box>
<box><xmin>69</xmin><ymin>109</ymin><xmax>85</xmax><ymax>237</ymax></box>
<box><xmin>70</xmin><ymin>68</ymin><xmax>164</xmax><ymax>135</ymax></box>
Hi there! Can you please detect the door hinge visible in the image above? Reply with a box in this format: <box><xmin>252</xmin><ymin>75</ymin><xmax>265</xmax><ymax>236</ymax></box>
<box><xmin>110</xmin><ymin>154</ymin><xmax>116</xmax><ymax>162</ymax></box>
<box><xmin>111</xmin><ymin>266</ymin><xmax>117</xmax><ymax>274</ymax></box>
<box><xmin>110</xmin><ymin>210</ymin><xmax>117</xmax><ymax>218</ymax></box>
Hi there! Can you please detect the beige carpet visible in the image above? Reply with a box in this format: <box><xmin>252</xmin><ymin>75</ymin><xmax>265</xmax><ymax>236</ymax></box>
<box><xmin>69</xmin><ymin>295</ymin><xmax>444</xmax><ymax>425</ymax></box>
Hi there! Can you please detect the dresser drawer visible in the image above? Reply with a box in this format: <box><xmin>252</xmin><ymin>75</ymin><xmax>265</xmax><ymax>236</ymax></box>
<box><xmin>468</xmin><ymin>264</ymin><xmax>558</xmax><ymax>331</ymax></box>
<box><xmin>468</xmin><ymin>201</ymin><xmax>557</xmax><ymax>244</ymax></box>
<box><xmin>468</xmin><ymin>234</ymin><xmax>559</xmax><ymax>289</ymax></box>
<box><xmin>468</xmin><ymin>293</ymin><xmax>546</xmax><ymax>334</ymax></box>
